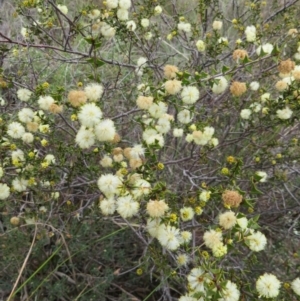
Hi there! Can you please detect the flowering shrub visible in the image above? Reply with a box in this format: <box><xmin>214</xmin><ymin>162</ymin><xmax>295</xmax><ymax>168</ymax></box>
<box><xmin>0</xmin><ymin>0</ymin><xmax>300</xmax><ymax>300</ymax></box>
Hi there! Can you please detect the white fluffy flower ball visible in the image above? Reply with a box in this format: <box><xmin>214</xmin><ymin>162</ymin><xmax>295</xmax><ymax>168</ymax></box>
<box><xmin>126</xmin><ymin>20</ymin><xmax>136</xmax><ymax>31</ymax></box>
<box><xmin>0</xmin><ymin>183</ymin><xmax>10</xmax><ymax>200</ymax></box>
<box><xmin>177</xmin><ymin>22</ymin><xmax>191</xmax><ymax>33</ymax></box>
<box><xmin>181</xmin><ymin>86</ymin><xmax>200</xmax><ymax>104</ymax></box>
<box><xmin>256</xmin><ymin>273</ymin><xmax>281</xmax><ymax>298</ymax></box>
<box><xmin>97</xmin><ymin>174</ymin><xmax>122</xmax><ymax>197</ymax></box>
<box><xmin>84</xmin><ymin>83</ymin><xmax>104</xmax><ymax>101</ymax></box>
<box><xmin>246</xmin><ymin>231</ymin><xmax>267</xmax><ymax>252</ymax></box>
<box><xmin>100</xmin><ymin>198</ymin><xmax>116</xmax><ymax>215</ymax></box>
<box><xmin>38</xmin><ymin>95</ymin><xmax>55</xmax><ymax>111</ymax></box>
<box><xmin>94</xmin><ymin>119</ymin><xmax>116</xmax><ymax>141</ymax></box>
<box><xmin>212</xmin><ymin>76</ymin><xmax>228</xmax><ymax>94</ymax></box>
<box><xmin>78</xmin><ymin>103</ymin><xmax>103</xmax><ymax>127</ymax></box>
<box><xmin>117</xmin><ymin>195</ymin><xmax>139</xmax><ymax>218</ymax></box>
<box><xmin>256</xmin><ymin>43</ymin><xmax>274</xmax><ymax>55</ymax></box>
<box><xmin>141</xmin><ymin>18</ymin><xmax>150</xmax><ymax>27</ymax></box>
<box><xmin>218</xmin><ymin>280</ymin><xmax>240</xmax><ymax>301</ymax></box>
<box><xmin>75</xmin><ymin>127</ymin><xmax>95</xmax><ymax>149</ymax></box>
<box><xmin>7</xmin><ymin>122</ymin><xmax>26</xmax><ymax>139</ymax></box>
<box><xmin>18</xmin><ymin>108</ymin><xmax>34</xmax><ymax>123</ymax></box>
<box><xmin>178</xmin><ymin>109</ymin><xmax>193</xmax><ymax>124</ymax></box>
<box><xmin>17</xmin><ymin>88</ymin><xmax>32</xmax><ymax>102</ymax></box>
<box><xmin>119</xmin><ymin>0</ymin><xmax>131</xmax><ymax>9</ymax></box>
<box><xmin>276</xmin><ymin>107</ymin><xmax>293</xmax><ymax>120</ymax></box>
<box><xmin>157</xmin><ymin>225</ymin><xmax>181</xmax><ymax>250</ymax></box>
<box><xmin>250</xmin><ymin>81</ymin><xmax>260</xmax><ymax>91</ymax></box>
<box><xmin>196</xmin><ymin>40</ymin><xmax>206</xmax><ymax>52</ymax></box>
<box><xmin>245</xmin><ymin>25</ymin><xmax>256</xmax><ymax>42</ymax></box>
<box><xmin>240</xmin><ymin>109</ymin><xmax>252</xmax><ymax>120</ymax></box>
<box><xmin>106</xmin><ymin>0</ymin><xmax>118</xmax><ymax>9</ymax></box>
<box><xmin>291</xmin><ymin>277</ymin><xmax>300</xmax><ymax>296</ymax></box>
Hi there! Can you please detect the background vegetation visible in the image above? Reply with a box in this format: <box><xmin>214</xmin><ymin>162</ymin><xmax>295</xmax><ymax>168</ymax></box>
<box><xmin>1</xmin><ymin>0</ymin><xmax>300</xmax><ymax>300</ymax></box>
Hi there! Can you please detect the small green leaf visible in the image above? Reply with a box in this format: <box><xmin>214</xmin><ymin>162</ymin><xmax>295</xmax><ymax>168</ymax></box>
<box><xmin>87</xmin><ymin>57</ymin><xmax>105</xmax><ymax>68</ymax></box>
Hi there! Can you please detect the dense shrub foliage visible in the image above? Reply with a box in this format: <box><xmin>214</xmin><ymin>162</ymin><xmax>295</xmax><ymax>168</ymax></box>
<box><xmin>1</xmin><ymin>0</ymin><xmax>300</xmax><ymax>300</ymax></box>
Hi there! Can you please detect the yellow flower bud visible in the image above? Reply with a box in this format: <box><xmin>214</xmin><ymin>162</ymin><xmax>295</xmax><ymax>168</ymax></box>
<box><xmin>221</xmin><ymin>167</ymin><xmax>229</xmax><ymax>175</ymax></box>
<box><xmin>157</xmin><ymin>162</ymin><xmax>164</xmax><ymax>170</ymax></box>
<box><xmin>169</xmin><ymin>213</ymin><xmax>177</xmax><ymax>222</ymax></box>
<box><xmin>136</xmin><ymin>268</ymin><xmax>143</xmax><ymax>275</ymax></box>
<box><xmin>42</xmin><ymin>82</ymin><xmax>49</xmax><ymax>89</ymax></box>
<box><xmin>71</xmin><ymin>114</ymin><xmax>78</xmax><ymax>121</ymax></box>
<box><xmin>10</xmin><ymin>144</ymin><xmax>17</xmax><ymax>150</ymax></box>
<box><xmin>41</xmin><ymin>139</ymin><xmax>48</xmax><ymax>147</ymax></box>
<box><xmin>227</xmin><ymin>156</ymin><xmax>236</xmax><ymax>164</ymax></box>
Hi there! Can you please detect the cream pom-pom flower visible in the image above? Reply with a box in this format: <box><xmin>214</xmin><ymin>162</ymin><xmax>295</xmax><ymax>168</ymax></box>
<box><xmin>212</xmin><ymin>76</ymin><xmax>228</xmax><ymax>94</ymax></box>
<box><xmin>291</xmin><ymin>277</ymin><xmax>300</xmax><ymax>296</ymax></box>
<box><xmin>155</xmin><ymin>117</ymin><xmax>171</xmax><ymax>134</ymax></box>
<box><xmin>154</xmin><ymin>5</ymin><xmax>162</xmax><ymax>15</ymax></box>
<box><xmin>0</xmin><ymin>183</ymin><xmax>10</xmax><ymax>200</ymax></box>
<box><xmin>176</xmin><ymin>254</ymin><xmax>190</xmax><ymax>267</ymax></box>
<box><xmin>7</xmin><ymin>122</ymin><xmax>26</xmax><ymax>139</ymax></box>
<box><xmin>177</xmin><ymin>109</ymin><xmax>193</xmax><ymax>124</ymax></box>
<box><xmin>177</xmin><ymin>22</ymin><xmax>191</xmax><ymax>33</ymax></box>
<box><xmin>141</xmin><ymin>18</ymin><xmax>150</xmax><ymax>28</ymax></box>
<box><xmin>146</xmin><ymin>199</ymin><xmax>169</xmax><ymax>218</ymax></box>
<box><xmin>18</xmin><ymin>108</ymin><xmax>34</xmax><ymax>123</ymax></box>
<box><xmin>132</xmin><ymin>179</ymin><xmax>151</xmax><ymax>198</ymax></box>
<box><xmin>11</xmin><ymin>149</ymin><xmax>25</xmax><ymax>162</ymax></box>
<box><xmin>106</xmin><ymin>0</ymin><xmax>118</xmax><ymax>9</ymax></box>
<box><xmin>146</xmin><ymin>218</ymin><xmax>163</xmax><ymax>238</ymax></box>
<box><xmin>17</xmin><ymin>88</ymin><xmax>32</xmax><ymax>102</ymax></box>
<box><xmin>213</xmin><ymin>20</ymin><xmax>223</xmax><ymax>30</ymax></box>
<box><xmin>148</xmin><ymin>101</ymin><xmax>168</xmax><ymax>119</ymax></box>
<box><xmin>240</xmin><ymin>108</ymin><xmax>252</xmax><ymax>119</ymax></box>
<box><xmin>94</xmin><ymin>119</ymin><xmax>116</xmax><ymax>141</ymax></box>
<box><xmin>256</xmin><ymin>273</ymin><xmax>281</xmax><ymax>298</ymax></box>
<box><xmin>22</xmin><ymin>132</ymin><xmax>34</xmax><ymax>144</ymax></box>
<box><xmin>12</xmin><ymin>177</ymin><xmax>28</xmax><ymax>192</ymax></box>
<box><xmin>187</xmin><ymin>267</ymin><xmax>209</xmax><ymax>293</ymax></box>
<box><xmin>203</xmin><ymin>229</ymin><xmax>223</xmax><ymax>249</ymax></box>
<box><xmin>100</xmin><ymin>23</ymin><xmax>116</xmax><ymax>38</ymax></box>
<box><xmin>219</xmin><ymin>211</ymin><xmax>237</xmax><ymax>229</ymax></box>
<box><xmin>117</xmin><ymin>8</ymin><xmax>129</xmax><ymax>21</ymax></box>
<box><xmin>250</xmin><ymin>81</ymin><xmax>260</xmax><ymax>91</ymax></box>
<box><xmin>117</xmin><ymin>195</ymin><xmax>139</xmax><ymax>219</ymax></box>
<box><xmin>276</xmin><ymin>107</ymin><xmax>293</xmax><ymax>120</ymax></box>
<box><xmin>246</xmin><ymin>231</ymin><xmax>267</xmax><ymax>252</ymax></box>
<box><xmin>181</xmin><ymin>86</ymin><xmax>200</xmax><ymax>104</ymax></box>
<box><xmin>218</xmin><ymin>280</ymin><xmax>240</xmax><ymax>301</ymax></box>
<box><xmin>245</xmin><ymin>25</ymin><xmax>256</xmax><ymax>42</ymax></box>
<box><xmin>97</xmin><ymin>174</ymin><xmax>122</xmax><ymax>197</ymax></box>
<box><xmin>38</xmin><ymin>95</ymin><xmax>55</xmax><ymax>111</ymax></box>
<box><xmin>119</xmin><ymin>0</ymin><xmax>131</xmax><ymax>9</ymax></box>
<box><xmin>180</xmin><ymin>231</ymin><xmax>192</xmax><ymax>244</ymax></box>
<box><xmin>75</xmin><ymin>126</ymin><xmax>95</xmax><ymax>149</ymax></box>
<box><xmin>78</xmin><ymin>103</ymin><xmax>103</xmax><ymax>127</ymax></box>
<box><xmin>173</xmin><ymin>128</ymin><xmax>183</xmax><ymax>137</ymax></box>
<box><xmin>180</xmin><ymin>207</ymin><xmax>194</xmax><ymax>221</ymax></box>
<box><xmin>84</xmin><ymin>83</ymin><xmax>104</xmax><ymax>101</ymax></box>
<box><xmin>165</xmin><ymin>79</ymin><xmax>182</xmax><ymax>95</ymax></box>
<box><xmin>126</xmin><ymin>20</ymin><xmax>136</xmax><ymax>31</ymax></box>
<box><xmin>196</xmin><ymin>40</ymin><xmax>206</xmax><ymax>52</ymax></box>
<box><xmin>136</xmin><ymin>96</ymin><xmax>153</xmax><ymax>110</ymax></box>
<box><xmin>157</xmin><ymin>225</ymin><xmax>181</xmax><ymax>250</ymax></box>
